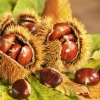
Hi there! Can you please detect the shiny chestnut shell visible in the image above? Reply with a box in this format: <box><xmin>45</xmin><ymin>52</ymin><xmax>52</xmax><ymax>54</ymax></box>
<box><xmin>74</xmin><ymin>68</ymin><xmax>100</xmax><ymax>85</ymax></box>
<box><xmin>61</xmin><ymin>41</ymin><xmax>78</xmax><ymax>61</ymax></box>
<box><xmin>20</xmin><ymin>21</ymin><xmax>36</xmax><ymax>33</ymax></box>
<box><xmin>0</xmin><ymin>34</ymin><xmax>16</xmax><ymax>53</ymax></box>
<box><xmin>17</xmin><ymin>45</ymin><xmax>32</xmax><ymax>66</ymax></box>
<box><xmin>7</xmin><ymin>43</ymin><xmax>22</xmax><ymax>60</ymax></box>
<box><xmin>48</xmin><ymin>23</ymin><xmax>78</xmax><ymax>61</ymax></box>
<box><xmin>49</xmin><ymin>23</ymin><xmax>71</xmax><ymax>41</ymax></box>
<box><xmin>59</xmin><ymin>33</ymin><xmax>76</xmax><ymax>43</ymax></box>
<box><xmin>40</xmin><ymin>68</ymin><xmax>63</xmax><ymax>88</ymax></box>
<box><xmin>12</xmin><ymin>79</ymin><xmax>31</xmax><ymax>99</ymax></box>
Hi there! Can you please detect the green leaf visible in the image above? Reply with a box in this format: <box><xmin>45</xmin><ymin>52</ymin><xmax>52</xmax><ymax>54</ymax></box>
<box><xmin>27</xmin><ymin>77</ymin><xmax>74</xmax><ymax>100</ymax></box>
<box><xmin>84</xmin><ymin>59</ymin><xmax>100</xmax><ymax>71</ymax></box>
<box><xmin>92</xmin><ymin>50</ymin><xmax>100</xmax><ymax>60</ymax></box>
<box><xmin>0</xmin><ymin>79</ymin><xmax>15</xmax><ymax>100</ymax></box>
<box><xmin>56</xmin><ymin>83</ymin><xmax>76</xmax><ymax>96</ymax></box>
<box><xmin>0</xmin><ymin>79</ymin><xmax>11</xmax><ymax>96</ymax></box>
<box><xmin>0</xmin><ymin>77</ymin><xmax>78</xmax><ymax>100</ymax></box>
<box><xmin>57</xmin><ymin>0</ymin><xmax>72</xmax><ymax>20</ymax></box>
<box><xmin>13</xmin><ymin>0</ymin><xmax>45</xmax><ymax>17</ymax></box>
<box><xmin>0</xmin><ymin>0</ymin><xmax>12</xmax><ymax>15</ymax></box>
<box><xmin>7</xmin><ymin>0</ymin><xmax>18</xmax><ymax>11</ymax></box>
<box><xmin>66</xmin><ymin>96</ymin><xmax>78</xmax><ymax>100</ymax></box>
<box><xmin>89</xmin><ymin>34</ymin><xmax>100</xmax><ymax>54</ymax></box>
<box><xmin>62</xmin><ymin>72</ymin><xmax>74</xmax><ymax>80</ymax></box>
<box><xmin>35</xmin><ymin>0</ymin><xmax>46</xmax><ymax>15</ymax></box>
<box><xmin>0</xmin><ymin>92</ymin><xmax>15</xmax><ymax>100</ymax></box>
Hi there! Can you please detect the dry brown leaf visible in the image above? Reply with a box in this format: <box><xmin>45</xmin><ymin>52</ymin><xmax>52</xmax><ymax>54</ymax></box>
<box><xmin>63</xmin><ymin>77</ymin><xmax>90</xmax><ymax>95</ymax></box>
<box><xmin>42</xmin><ymin>0</ymin><xmax>72</xmax><ymax>23</ymax></box>
<box><xmin>88</xmin><ymin>82</ymin><xmax>100</xmax><ymax>98</ymax></box>
<box><xmin>77</xmin><ymin>95</ymin><xmax>100</xmax><ymax>100</ymax></box>
<box><xmin>57</xmin><ymin>75</ymin><xmax>100</xmax><ymax>99</ymax></box>
<box><xmin>63</xmin><ymin>76</ymin><xmax>100</xmax><ymax>99</ymax></box>
<box><xmin>56</xmin><ymin>75</ymin><xmax>90</xmax><ymax>96</ymax></box>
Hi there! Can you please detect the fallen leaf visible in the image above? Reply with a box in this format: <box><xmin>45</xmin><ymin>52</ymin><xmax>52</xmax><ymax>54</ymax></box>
<box><xmin>0</xmin><ymin>0</ymin><xmax>12</xmax><ymax>15</ymax></box>
<box><xmin>77</xmin><ymin>95</ymin><xmax>100</xmax><ymax>100</ymax></box>
<box><xmin>84</xmin><ymin>59</ymin><xmax>100</xmax><ymax>71</ymax></box>
<box><xmin>56</xmin><ymin>75</ymin><xmax>90</xmax><ymax>96</ymax></box>
<box><xmin>0</xmin><ymin>79</ymin><xmax>11</xmax><ymax>96</ymax></box>
<box><xmin>89</xmin><ymin>34</ymin><xmax>100</xmax><ymax>54</ymax></box>
<box><xmin>27</xmin><ymin>76</ymin><xmax>72</xmax><ymax>100</ymax></box>
<box><xmin>13</xmin><ymin>0</ymin><xmax>45</xmax><ymax>18</ymax></box>
<box><xmin>0</xmin><ymin>92</ymin><xmax>14</xmax><ymax>100</ymax></box>
<box><xmin>92</xmin><ymin>50</ymin><xmax>100</xmax><ymax>60</ymax></box>
<box><xmin>42</xmin><ymin>0</ymin><xmax>72</xmax><ymax>23</ymax></box>
<box><xmin>88</xmin><ymin>82</ymin><xmax>100</xmax><ymax>98</ymax></box>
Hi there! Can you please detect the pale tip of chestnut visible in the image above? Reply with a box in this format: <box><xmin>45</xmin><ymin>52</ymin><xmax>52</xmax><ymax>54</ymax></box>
<box><xmin>12</xmin><ymin>79</ymin><xmax>31</xmax><ymax>99</ymax></box>
<box><xmin>74</xmin><ymin>68</ymin><xmax>100</xmax><ymax>85</ymax></box>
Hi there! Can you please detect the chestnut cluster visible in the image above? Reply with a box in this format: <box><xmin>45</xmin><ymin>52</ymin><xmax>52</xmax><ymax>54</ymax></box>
<box><xmin>48</xmin><ymin>23</ymin><xmax>78</xmax><ymax>61</ymax></box>
<box><xmin>0</xmin><ymin>9</ymin><xmax>44</xmax><ymax>83</ymax></box>
<box><xmin>0</xmin><ymin>9</ymin><xmax>92</xmax><ymax>99</ymax></box>
<box><xmin>74</xmin><ymin>68</ymin><xmax>100</xmax><ymax>85</ymax></box>
<box><xmin>11</xmin><ymin>67</ymin><xmax>63</xmax><ymax>99</ymax></box>
<box><xmin>0</xmin><ymin>10</ymin><xmax>39</xmax><ymax>37</ymax></box>
<box><xmin>0</xmin><ymin>34</ymin><xmax>32</xmax><ymax>66</ymax></box>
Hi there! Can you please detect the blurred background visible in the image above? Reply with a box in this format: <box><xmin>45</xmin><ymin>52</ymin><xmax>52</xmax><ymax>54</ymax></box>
<box><xmin>69</xmin><ymin>0</ymin><xmax>100</xmax><ymax>34</ymax></box>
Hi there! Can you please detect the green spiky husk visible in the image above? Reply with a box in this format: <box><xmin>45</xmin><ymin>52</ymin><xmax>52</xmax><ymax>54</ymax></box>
<box><xmin>17</xmin><ymin>9</ymin><xmax>41</xmax><ymax>28</ymax></box>
<box><xmin>0</xmin><ymin>12</ymin><xmax>15</xmax><ymax>36</ymax></box>
<box><xmin>6</xmin><ymin>26</ymin><xmax>44</xmax><ymax>72</ymax></box>
<box><xmin>43</xmin><ymin>40</ymin><xmax>66</xmax><ymax>71</ymax></box>
<box><xmin>0</xmin><ymin>51</ymin><xmax>29</xmax><ymax>83</ymax></box>
<box><xmin>61</xmin><ymin>17</ymin><xmax>91</xmax><ymax>72</ymax></box>
<box><xmin>39</xmin><ymin>17</ymin><xmax>91</xmax><ymax>72</ymax></box>
<box><xmin>36</xmin><ymin>16</ymin><xmax>53</xmax><ymax>43</ymax></box>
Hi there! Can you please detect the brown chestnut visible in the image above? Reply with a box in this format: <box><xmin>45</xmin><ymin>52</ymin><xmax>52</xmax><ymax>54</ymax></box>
<box><xmin>40</xmin><ymin>68</ymin><xmax>63</xmax><ymax>88</ymax></box>
<box><xmin>59</xmin><ymin>33</ymin><xmax>76</xmax><ymax>43</ymax></box>
<box><xmin>0</xmin><ymin>34</ymin><xmax>16</xmax><ymax>53</ymax></box>
<box><xmin>20</xmin><ymin>21</ymin><xmax>36</xmax><ymax>33</ymax></box>
<box><xmin>17</xmin><ymin>45</ymin><xmax>32</xmax><ymax>66</ymax></box>
<box><xmin>49</xmin><ymin>23</ymin><xmax>71</xmax><ymax>41</ymax></box>
<box><xmin>12</xmin><ymin>79</ymin><xmax>31</xmax><ymax>99</ymax></box>
<box><xmin>7</xmin><ymin>43</ymin><xmax>22</xmax><ymax>60</ymax></box>
<box><xmin>61</xmin><ymin>41</ymin><xmax>78</xmax><ymax>61</ymax></box>
<box><xmin>74</xmin><ymin>68</ymin><xmax>100</xmax><ymax>85</ymax></box>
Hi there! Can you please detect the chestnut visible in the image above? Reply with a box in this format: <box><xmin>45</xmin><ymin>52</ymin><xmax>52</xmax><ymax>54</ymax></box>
<box><xmin>0</xmin><ymin>34</ymin><xmax>16</xmax><ymax>53</ymax></box>
<box><xmin>48</xmin><ymin>23</ymin><xmax>78</xmax><ymax>61</ymax></box>
<box><xmin>74</xmin><ymin>68</ymin><xmax>100</xmax><ymax>85</ymax></box>
<box><xmin>40</xmin><ymin>68</ymin><xmax>63</xmax><ymax>88</ymax></box>
<box><xmin>7</xmin><ymin>43</ymin><xmax>22</xmax><ymax>60</ymax></box>
<box><xmin>20</xmin><ymin>21</ymin><xmax>36</xmax><ymax>33</ymax></box>
<box><xmin>61</xmin><ymin>41</ymin><xmax>78</xmax><ymax>61</ymax></box>
<box><xmin>59</xmin><ymin>33</ymin><xmax>76</xmax><ymax>43</ymax></box>
<box><xmin>17</xmin><ymin>45</ymin><xmax>32</xmax><ymax>66</ymax></box>
<box><xmin>49</xmin><ymin>23</ymin><xmax>71</xmax><ymax>41</ymax></box>
<box><xmin>12</xmin><ymin>79</ymin><xmax>31</xmax><ymax>99</ymax></box>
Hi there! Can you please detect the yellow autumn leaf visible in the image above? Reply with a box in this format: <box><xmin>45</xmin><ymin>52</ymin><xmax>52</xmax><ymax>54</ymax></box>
<box><xmin>42</xmin><ymin>0</ymin><xmax>72</xmax><ymax>23</ymax></box>
<box><xmin>88</xmin><ymin>82</ymin><xmax>100</xmax><ymax>98</ymax></box>
<box><xmin>92</xmin><ymin>50</ymin><xmax>100</xmax><ymax>60</ymax></box>
<box><xmin>0</xmin><ymin>92</ymin><xmax>14</xmax><ymax>100</ymax></box>
<box><xmin>56</xmin><ymin>75</ymin><xmax>90</xmax><ymax>96</ymax></box>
